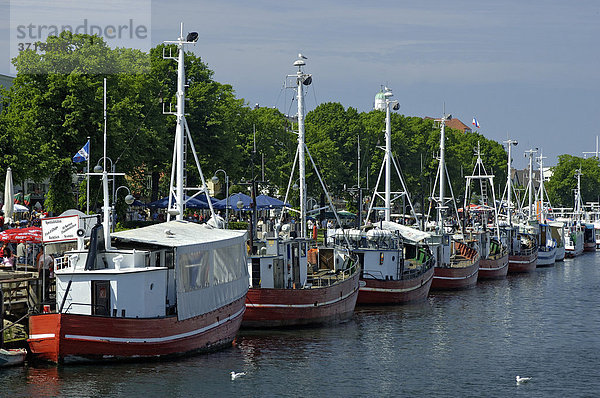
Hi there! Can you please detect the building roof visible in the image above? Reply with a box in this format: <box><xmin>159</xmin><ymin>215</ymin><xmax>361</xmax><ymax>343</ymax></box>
<box><xmin>424</xmin><ymin>116</ymin><xmax>472</xmax><ymax>133</ymax></box>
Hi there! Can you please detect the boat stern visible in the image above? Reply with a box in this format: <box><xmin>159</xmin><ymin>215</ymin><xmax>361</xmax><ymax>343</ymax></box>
<box><xmin>28</xmin><ymin>313</ymin><xmax>61</xmax><ymax>363</ymax></box>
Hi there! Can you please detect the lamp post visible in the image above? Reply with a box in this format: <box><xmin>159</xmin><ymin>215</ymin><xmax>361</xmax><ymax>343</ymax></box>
<box><xmin>212</xmin><ymin>169</ymin><xmax>229</xmax><ymax>228</ymax></box>
<box><xmin>112</xmin><ymin>185</ymin><xmax>135</xmax><ymax>231</ymax></box>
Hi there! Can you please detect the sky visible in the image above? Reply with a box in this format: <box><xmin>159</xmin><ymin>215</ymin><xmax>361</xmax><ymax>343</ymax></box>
<box><xmin>1</xmin><ymin>0</ymin><xmax>599</xmax><ymax>169</ymax></box>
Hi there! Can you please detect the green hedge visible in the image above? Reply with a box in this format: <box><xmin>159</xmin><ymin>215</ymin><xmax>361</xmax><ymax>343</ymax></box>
<box><xmin>228</xmin><ymin>221</ymin><xmax>249</xmax><ymax>230</ymax></box>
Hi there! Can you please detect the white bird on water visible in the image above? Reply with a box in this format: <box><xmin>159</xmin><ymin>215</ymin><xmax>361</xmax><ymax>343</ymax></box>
<box><xmin>516</xmin><ymin>375</ymin><xmax>532</xmax><ymax>384</ymax></box>
<box><xmin>231</xmin><ymin>371</ymin><xmax>246</xmax><ymax>381</ymax></box>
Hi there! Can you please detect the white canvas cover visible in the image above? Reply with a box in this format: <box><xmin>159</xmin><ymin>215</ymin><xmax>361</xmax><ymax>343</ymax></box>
<box><xmin>380</xmin><ymin>221</ymin><xmax>432</xmax><ymax>242</ymax></box>
<box><xmin>113</xmin><ymin>221</ymin><xmax>249</xmax><ymax>321</ymax></box>
<box><xmin>176</xmin><ymin>240</ymin><xmax>248</xmax><ymax>320</ymax></box>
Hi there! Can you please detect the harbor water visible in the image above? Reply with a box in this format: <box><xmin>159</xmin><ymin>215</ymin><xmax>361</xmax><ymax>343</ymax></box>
<box><xmin>3</xmin><ymin>253</ymin><xmax>600</xmax><ymax>397</ymax></box>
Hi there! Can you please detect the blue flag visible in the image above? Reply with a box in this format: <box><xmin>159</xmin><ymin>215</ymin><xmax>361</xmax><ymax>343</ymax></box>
<box><xmin>73</xmin><ymin>140</ymin><xmax>90</xmax><ymax>163</ymax></box>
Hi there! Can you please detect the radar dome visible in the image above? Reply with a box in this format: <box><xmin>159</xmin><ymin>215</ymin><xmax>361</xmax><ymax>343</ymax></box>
<box><xmin>374</xmin><ymin>91</ymin><xmax>386</xmax><ymax>111</ymax></box>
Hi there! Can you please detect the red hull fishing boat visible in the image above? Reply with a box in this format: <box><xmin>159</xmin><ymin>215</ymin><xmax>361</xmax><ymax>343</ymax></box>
<box><xmin>242</xmin><ymin>55</ymin><xmax>360</xmax><ymax>328</ymax></box>
<box><xmin>29</xmin><ymin>297</ymin><xmax>245</xmax><ymax>363</ymax></box>
<box><xmin>352</xmin><ymin>87</ymin><xmax>435</xmax><ymax>305</ymax></box>
<box><xmin>358</xmin><ymin>266</ymin><xmax>434</xmax><ymax>304</ymax></box>
<box><xmin>508</xmin><ymin>232</ymin><xmax>538</xmax><ymax>273</ymax></box>
<box><xmin>431</xmin><ymin>240</ymin><xmax>480</xmax><ymax>290</ymax></box>
<box><xmin>329</xmin><ymin>225</ymin><xmax>435</xmax><ymax>305</ymax></box>
<box><xmin>461</xmin><ymin>143</ymin><xmax>509</xmax><ymax>281</ymax></box>
<box><xmin>479</xmin><ymin>246</ymin><xmax>509</xmax><ymax>279</ymax></box>
<box><xmin>244</xmin><ymin>249</ymin><xmax>360</xmax><ymax>328</ymax></box>
<box><xmin>348</xmin><ymin>225</ymin><xmax>435</xmax><ymax>304</ymax></box>
<box><xmin>428</xmin><ymin>114</ymin><xmax>480</xmax><ymax>291</ymax></box>
<box><xmin>28</xmin><ymin>26</ymin><xmax>249</xmax><ymax>363</ymax></box>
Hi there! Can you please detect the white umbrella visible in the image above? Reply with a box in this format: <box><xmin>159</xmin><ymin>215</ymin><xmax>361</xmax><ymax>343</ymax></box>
<box><xmin>3</xmin><ymin>167</ymin><xmax>14</xmax><ymax>223</ymax></box>
<box><xmin>13</xmin><ymin>203</ymin><xmax>29</xmax><ymax>213</ymax></box>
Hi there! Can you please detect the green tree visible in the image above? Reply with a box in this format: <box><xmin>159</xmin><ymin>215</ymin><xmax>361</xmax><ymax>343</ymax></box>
<box><xmin>546</xmin><ymin>155</ymin><xmax>600</xmax><ymax>207</ymax></box>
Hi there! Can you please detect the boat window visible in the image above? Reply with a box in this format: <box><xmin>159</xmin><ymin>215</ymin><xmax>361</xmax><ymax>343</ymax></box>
<box><xmin>301</xmin><ymin>242</ymin><xmax>307</xmax><ymax>257</ymax></box>
<box><xmin>179</xmin><ymin>250</ymin><xmax>211</xmax><ymax>291</ymax></box>
<box><xmin>165</xmin><ymin>251</ymin><xmax>174</xmax><ymax>269</ymax></box>
<box><xmin>213</xmin><ymin>244</ymin><xmax>246</xmax><ymax>285</ymax></box>
<box><xmin>155</xmin><ymin>252</ymin><xmax>161</xmax><ymax>267</ymax></box>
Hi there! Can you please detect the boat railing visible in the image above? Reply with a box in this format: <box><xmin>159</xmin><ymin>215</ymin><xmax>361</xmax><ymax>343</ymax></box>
<box><xmin>402</xmin><ymin>255</ymin><xmax>434</xmax><ymax>279</ymax></box>
<box><xmin>310</xmin><ymin>257</ymin><xmax>358</xmax><ymax>288</ymax></box>
<box><xmin>54</xmin><ymin>255</ymin><xmax>71</xmax><ymax>271</ymax></box>
<box><xmin>518</xmin><ymin>245</ymin><xmax>537</xmax><ymax>256</ymax></box>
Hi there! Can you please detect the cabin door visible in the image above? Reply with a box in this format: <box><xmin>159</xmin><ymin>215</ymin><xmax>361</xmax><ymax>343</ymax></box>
<box><xmin>92</xmin><ymin>280</ymin><xmax>111</xmax><ymax>316</ymax></box>
<box><xmin>292</xmin><ymin>242</ymin><xmax>301</xmax><ymax>288</ymax></box>
<box><xmin>273</xmin><ymin>258</ymin><xmax>285</xmax><ymax>289</ymax></box>
<box><xmin>251</xmin><ymin>258</ymin><xmax>261</xmax><ymax>287</ymax></box>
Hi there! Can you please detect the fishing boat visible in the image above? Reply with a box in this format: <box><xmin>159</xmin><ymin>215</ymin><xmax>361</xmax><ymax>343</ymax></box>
<box><xmin>350</xmin><ymin>87</ymin><xmax>434</xmax><ymax>304</ymax></box>
<box><xmin>478</xmin><ymin>232</ymin><xmax>509</xmax><ymax>279</ymax></box>
<box><xmin>336</xmin><ymin>224</ymin><xmax>434</xmax><ymax>304</ymax></box>
<box><xmin>242</xmin><ymin>55</ymin><xmax>360</xmax><ymax>328</ymax></box>
<box><xmin>0</xmin><ymin>348</ymin><xmax>26</xmax><ymax>367</ymax></box>
<box><xmin>536</xmin><ymin>223</ymin><xmax>556</xmax><ymax>266</ymax></box>
<box><xmin>564</xmin><ymin>169</ymin><xmax>586</xmax><ymax>258</ymax></box>
<box><xmin>507</xmin><ymin>227</ymin><xmax>538</xmax><ymax>273</ymax></box>
<box><xmin>463</xmin><ymin>143</ymin><xmax>508</xmax><ymax>280</ymax></box>
<box><xmin>531</xmin><ymin>151</ymin><xmax>556</xmax><ymax>267</ymax></box>
<box><xmin>28</xmin><ymin>26</ymin><xmax>249</xmax><ymax>363</ymax></box>
<box><xmin>428</xmin><ymin>114</ymin><xmax>479</xmax><ymax>290</ymax></box>
<box><xmin>549</xmin><ymin>222</ymin><xmax>566</xmax><ymax>261</ymax></box>
<box><xmin>564</xmin><ymin>222</ymin><xmax>584</xmax><ymax>258</ymax></box>
<box><xmin>583</xmin><ymin>223</ymin><xmax>596</xmax><ymax>252</ymax></box>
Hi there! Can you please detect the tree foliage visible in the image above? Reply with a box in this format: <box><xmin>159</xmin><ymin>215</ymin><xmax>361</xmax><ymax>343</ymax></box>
<box><xmin>1</xmin><ymin>33</ymin><xmax>512</xmax><ymax>217</ymax></box>
<box><xmin>546</xmin><ymin>155</ymin><xmax>600</xmax><ymax>207</ymax></box>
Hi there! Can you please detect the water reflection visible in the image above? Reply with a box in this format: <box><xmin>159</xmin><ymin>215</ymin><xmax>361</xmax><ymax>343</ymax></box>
<box><xmin>5</xmin><ymin>253</ymin><xmax>600</xmax><ymax>397</ymax></box>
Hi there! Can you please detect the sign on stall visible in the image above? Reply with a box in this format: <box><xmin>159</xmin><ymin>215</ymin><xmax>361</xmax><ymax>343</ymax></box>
<box><xmin>41</xmin><ymin>215</ymin><xmax>80</xmax><ymax>243</ymax></box>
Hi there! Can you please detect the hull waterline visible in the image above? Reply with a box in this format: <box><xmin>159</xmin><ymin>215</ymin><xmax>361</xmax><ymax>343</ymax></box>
<box><xmin>28</xmin><ymin>296</ymin><xmax>246</xmax><ymax>364</ymax></box>
<box><xmin>478</xmin><ymin>253</ymin><xmax>509</xmax><ymax>280</ymax></box>
<box><xmin>357</xmin><ymin>266</ymin><xmax>434</xmax><ymax>304</ymax></box>
<box><xmin>242</xmin><ymin>271</ymin><xmax>360</xmax><ymax>328</ymax></box>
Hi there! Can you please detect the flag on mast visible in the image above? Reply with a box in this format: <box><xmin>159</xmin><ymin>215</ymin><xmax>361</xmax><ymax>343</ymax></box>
<box><xmin>472</xmin><ymin>117</ymin><xmax>480</xmax><ymax>128</ymax></box>
<box><xmin>73</xmin><ymin>140</ymin><xmax>90</xmax><ymax>163</ymax></box>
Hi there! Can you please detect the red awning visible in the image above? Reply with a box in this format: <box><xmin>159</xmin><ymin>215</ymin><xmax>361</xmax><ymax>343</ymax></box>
<box><xmin>0</xmin><ymin>227</ymin><xmax>42</xmax><ymax>243</ymax></box>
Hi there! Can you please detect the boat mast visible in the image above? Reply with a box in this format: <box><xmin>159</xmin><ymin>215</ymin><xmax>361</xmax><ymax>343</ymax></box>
<box><xmin>164</xmin><ymin>24</ymin><xmax>204</xmax><ymax>222</ymax></box>
<box><xmin>293</xmin><ymin>55</ymin><xmax>311</xmax><ymax>238</ymax></box>
<box><xmin>537</xmin><ymin>151</ymin><xmax>547</xmax><ymax>222</ymax></box>
<box><xmin>574</xmin><ymin>168</ymin><xmax>583</xmax><ymax>220</ymax></box>
<box><xmin>171</xmin><ymin>24</ymin><xmax>187</xmax><ymax>221</ymax></box>
<box><xmin>525</xmin><ymin>148</ymin><xmax>538</xmax><ymax>221</ymax></box>
<box><xmin>384</xmin><ymin>90</ymin><xmax>393</xmax><ymax>222</ymax></box>
<box><xmin>504</xmin><ymin>139</ymin><xmax>518</xmax><ymax>225</ymax></box>
<box><xmin>437</xmin><ymin>113</ymin><xmax>451</xmax><ymax>233</ymax></box>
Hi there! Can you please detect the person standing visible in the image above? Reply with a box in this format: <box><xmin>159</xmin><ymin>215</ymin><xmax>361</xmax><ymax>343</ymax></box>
<box><xmin>16</xmin><ymin>241</ymin><xmax>26</xmax><ymax>265</ymax></box>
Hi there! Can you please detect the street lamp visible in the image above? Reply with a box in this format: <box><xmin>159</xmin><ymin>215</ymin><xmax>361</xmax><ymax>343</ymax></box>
<box><xmin>112</xmin><ymin>185</ymin><xmax>135</xmax><ymax>231</ymax></box>
<box><xmin>212</xmin><ymin>169</ymin><xmax>229</xmax><ymax>228</ymax></box>
<box><xmin>115</xmin><ymin>186</ymin><xmax>135</xmax><ymax>205</ymax></box>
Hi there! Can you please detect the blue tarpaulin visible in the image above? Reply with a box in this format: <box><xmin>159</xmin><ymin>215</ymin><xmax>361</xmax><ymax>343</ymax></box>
<box><xmin>147</xmin><ymin>194</ymin><xmax>217</xmax><ymax>209</ymax></box>
<box><xmin>214</xmin><ymin>193</ymin><xmax>253</xmax><ymax>211</ymax></box>
<box><xmin>256</xmin><ymin>194</ymin><xmax>289</xmax><ymax>209</ymax></box>
<box><xmin>213</xmin><ymin>193</ymin><xmax>289</xmax><ymax>211</ymax></box>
